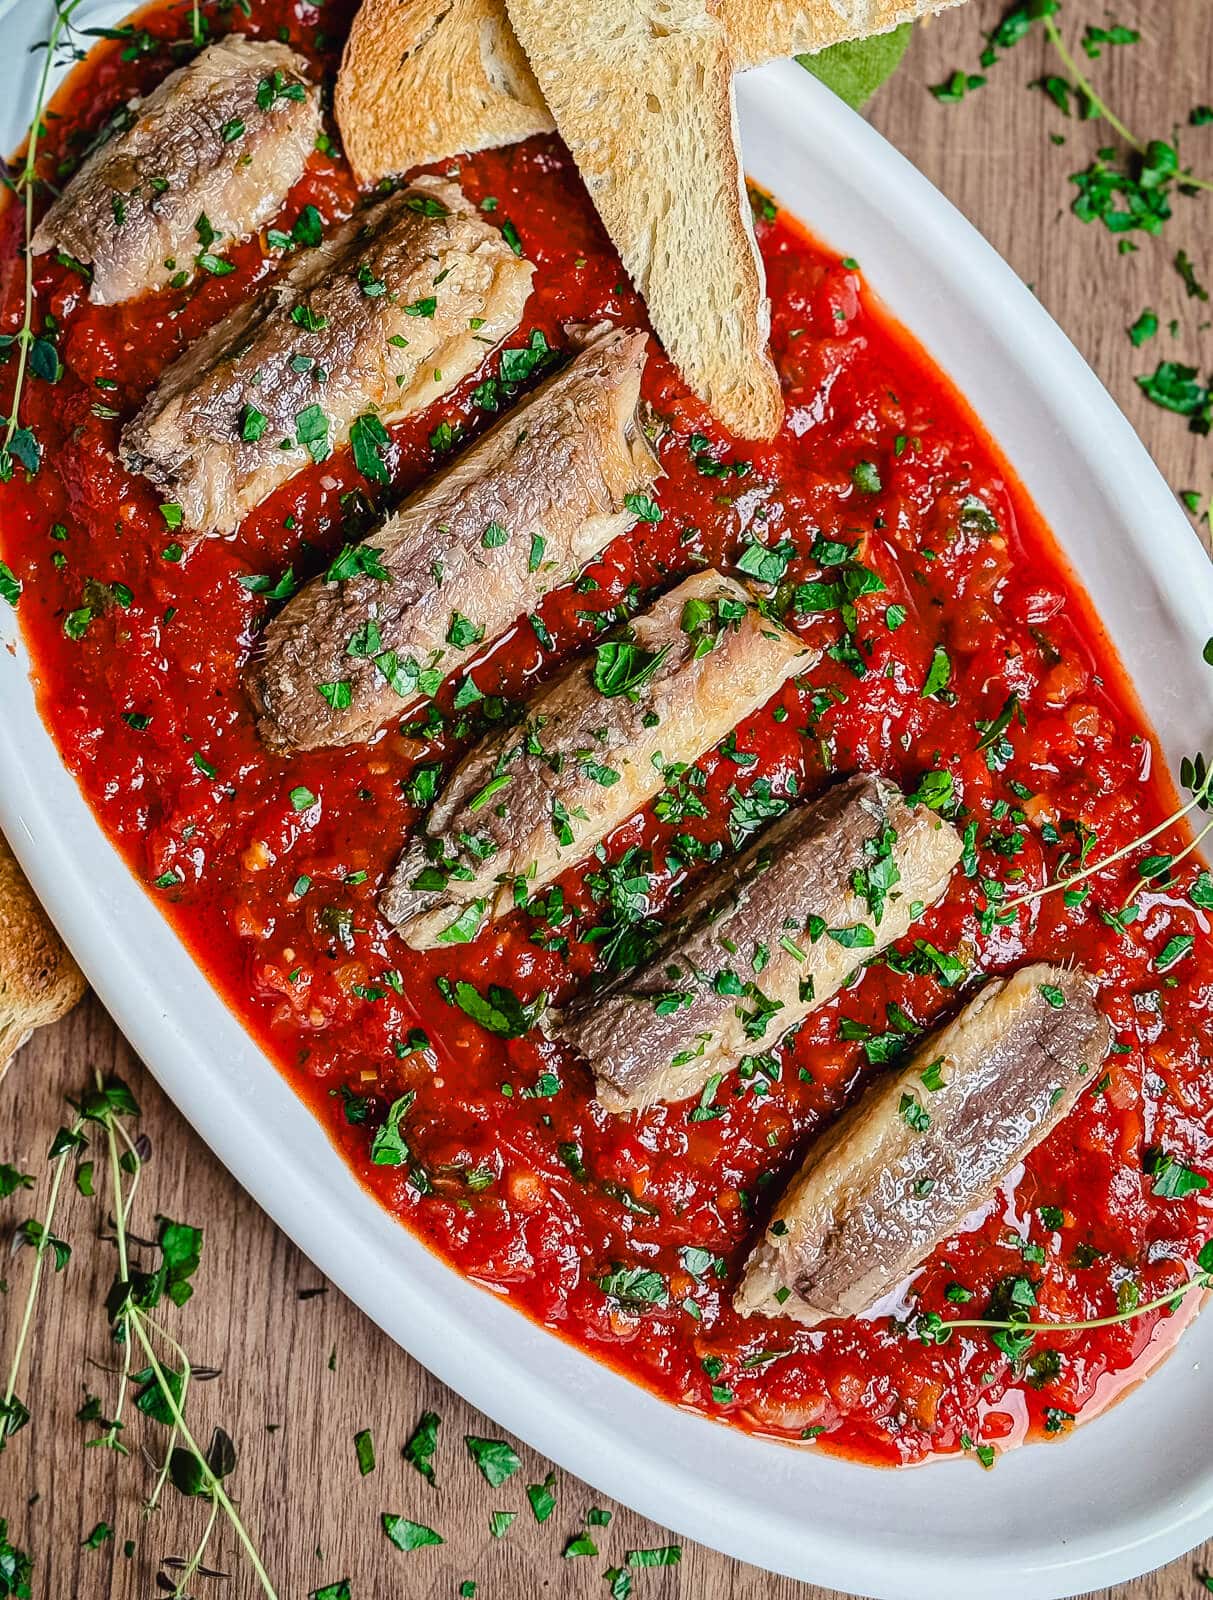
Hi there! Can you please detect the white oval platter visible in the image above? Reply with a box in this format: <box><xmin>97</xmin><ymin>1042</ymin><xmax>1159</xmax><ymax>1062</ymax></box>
<box><xmin>1</xmin><ymin>7</ymin><xmax>1212</xmax><ymax>1597</ymax></box>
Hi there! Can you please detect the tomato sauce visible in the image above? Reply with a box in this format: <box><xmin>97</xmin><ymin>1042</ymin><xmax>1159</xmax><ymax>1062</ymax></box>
<box><xmin>3</xmin><ymin>0</ymin><xmax>1211</xmax><ymax>1467</ymax></box>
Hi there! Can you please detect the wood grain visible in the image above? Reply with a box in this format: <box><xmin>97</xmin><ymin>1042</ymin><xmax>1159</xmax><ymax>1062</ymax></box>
<box><xmin>2</xmin><ymin>2</ymin><xmax>1210</xmax><ymax>1595</ymax></box>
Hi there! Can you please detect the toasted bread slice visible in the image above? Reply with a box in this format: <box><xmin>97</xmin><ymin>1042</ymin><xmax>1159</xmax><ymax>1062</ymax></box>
<box><xmin>0</xmin><ymin>833</ymin><xmax>86</xmax><ymax>1079</ymax></box>
<box><xmin>335</xmin><ymin>0</ymin><xmax>554</xmax><ymax>183</ymax></box>
<box><xmin>335</xmin><ymin>0</ymin><xmax>966</xmax><ymax>186</ymax></box>
<box><xmin>727</xmin><ymin>0</ymin><xmax>965</xmax><ymax>69</ymax></box>
<box><xmin>505</xmin><ymin>0</ymin><xmax>782</xmax><ymax>440</ymax></box>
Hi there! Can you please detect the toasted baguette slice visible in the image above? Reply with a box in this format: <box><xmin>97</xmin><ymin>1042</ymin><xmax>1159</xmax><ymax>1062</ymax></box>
<box><xmin>727</xmin><ymin>0</ymin><xmax>966</xmax><ymax>70</ymax></box>
<box><xmin>505</xmin><ymin>0</ymin><xmax>782</xmax><ymax>440</ymax></box>
<box><xmin>335</xmin><ymin>0</ymin><xmax>967</xmax><ymax>186</ymax></box>
<box><xmin>0</xmin><ymin>834</ymin><xmax>86</xmax><ymax>1078</ymax></box>
<box><xmin>335</xmin><ymin>0</ymin><xmax>554</xmax><ymax>183</ymax></box>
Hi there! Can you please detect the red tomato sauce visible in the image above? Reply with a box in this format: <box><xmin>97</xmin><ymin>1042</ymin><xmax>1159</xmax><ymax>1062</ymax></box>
<box><xmin>3</xmin><ymin>0</ymin><xmax>1211</xmax><ymax>1467</ymax></box>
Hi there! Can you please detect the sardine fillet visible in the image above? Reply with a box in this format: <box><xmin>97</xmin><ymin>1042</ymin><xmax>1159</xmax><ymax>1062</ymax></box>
<box><xmin>120</xmin><ymin>177</ymin><xmax>533</xmax><ymax>537</ymax></box>
<box><xmin>554</xmin><ymin>772</ymin><xmax>963</xmax><ymax>1111</ymax></box>
<box><xmin>736</xmin><ymin>963</ymin><xmax>1113</xmax><ymax>1326</ymax></box>
<box><xmin>246</xmin><ymin>327</ymin><xmax>657</xmax><ymax>751</ymax></box>
<box><xmin>382</xmin><ymin>569</ymin><xmax>811</xmax><ymax>946</ymax></box>
<box><xmin>32</xmin><ymin>37</ymin><xmax>320</xmax><ymax>306</ymax></box>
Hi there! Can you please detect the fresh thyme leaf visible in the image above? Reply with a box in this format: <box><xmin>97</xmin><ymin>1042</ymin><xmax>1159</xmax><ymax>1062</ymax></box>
<box><xmin>157</xmin><ymin>1216</ymin><xmax>203</xmax><ymax>1306</ymax></box>
<box><xmin>1155</xmin><ymin>933</ymin><xmax>1194</xmax><ymax>971</ymax></box>
<box><xmin>133</xmin><ymin>1362</ymin><xmax>184</xmax><ymax>1426</ymax></box>
<box><xmin>0</xmin><ymin>1163</ymin><xmax>33</xmax><ymax>1198</ymax></box>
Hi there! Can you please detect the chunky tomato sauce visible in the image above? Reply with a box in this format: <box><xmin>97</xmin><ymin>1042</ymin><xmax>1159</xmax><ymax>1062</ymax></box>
<box><xmin>4</xmin><ymin>0</ymin><xmax>1211</xmax><ymax>1468</ymax></box>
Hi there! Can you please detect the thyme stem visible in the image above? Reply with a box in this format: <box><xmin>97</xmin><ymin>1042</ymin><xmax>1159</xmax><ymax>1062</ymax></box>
<box><xmin>1116</xmin><ymin>812</ymin><xmax>1213</xmax><ymax>917</ymax></box>
<box><xmin>1</xmin><ymin>1115</ymin><xmax>83</xmax><ymax>1430</ymax></box>
<box><xmin>928</xmin><ymin>1271</ymin><xmax>1205</xmax><ymax>1341</ymax></box>
<box><xmin>1002</xmin><ymin>767</ymin><xmax>1213</xmax><ymax>911</ymax></box>
<box><xmin>100</xmin><ymin>1105</ymin><xmax>279</xmax><ymax>1598</ymax></box>
<box><xmin>1041</xmin><ymin>15</ymin><xmax>1141</xmax><ymax>152</ymax></box>
<box><xmin>1</xmin><ymin>0</ymin><xmax>84</xmax><ymax>477</ymax></box>
<box><xmin>172</xmin><ymin>1494</ymin><xmax>220</xmax><ymax>1599</ymax></box>
<box><xmin>1042</xmin><ymin>14</ymin><xmax>1213</xmax><ymax>195</ymax></box>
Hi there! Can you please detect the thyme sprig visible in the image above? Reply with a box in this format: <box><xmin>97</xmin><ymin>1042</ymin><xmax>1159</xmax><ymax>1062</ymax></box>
<box><xmin>935</xmin><ymin>4</ymin><xmax>1213</xmax><ymax>214</ymax></box>
<box><xmin>915</xmin><ymin>1240</ymin><xmax>1213</xmax><ymax>1348</ymax></box>
<box><xmin>0</xmin><ymin>1111</ymin><xmax>84</xmax><ymax>1443</ymax></box>
<box><xmin>0</xmin><ymin>1076</ymin><xmax>279</xmax><ymax>1599</ymax></box>
<box><xmin>1038</xmin><ymin>13</ymin><xmax>1213</xmax><ymax>195</ymax></box>
<box><xmin>993</xmin><ymin>754</ymin><xmax>1212</xmax><ymax>915</ymax></box>
<box><xmin>0</xmin><ymin>0</ymin><xmax>85</xmax><ymax>484</ymax></box>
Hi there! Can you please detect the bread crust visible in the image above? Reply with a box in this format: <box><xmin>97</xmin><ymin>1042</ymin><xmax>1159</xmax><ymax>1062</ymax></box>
<box><xmin>335</xmin><ymin>0</ymin><xmax>969</xmax><ymax>431</ymax></box>
<box><xmin>335</xmin><ymin>0</ymin><xmax>554</xmax><ymax>183</ymax></box>
<box><xmin>0</xmin><ymin>833</ymin><xmax>86</xmax><ymax>1078</ymax></box>
<box><xmin>727</xmin><ymin>0</ymin><xmax>967</xmax><ymax>69</ymax></box>
<box><xmin>505</xmin><ymin>0</ymin><xmax>783</xmax><ymax>439</ymax></box>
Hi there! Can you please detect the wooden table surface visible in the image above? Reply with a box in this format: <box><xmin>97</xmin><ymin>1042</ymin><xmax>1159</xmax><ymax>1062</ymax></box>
<box><xmin>3</xmin><ymin>3</ymin><xmax>1211</xmax><ymax>1596</ymax></box>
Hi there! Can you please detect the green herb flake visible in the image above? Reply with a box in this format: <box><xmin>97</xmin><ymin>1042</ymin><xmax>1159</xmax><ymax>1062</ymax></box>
<box><xmin>1154</xmin><ymin>934</ymin><xmax>1194</xmax><ymax>972</ymax></box>
<box><xmin>921</xmin><ymin>644</ymin><xmax>952</xmax><ymax>698</ymax></box>
<box><xmin>1128</xmin><ymin>308</ymin><xmax>1158</xmax><ymax>347</ymax></box>
<box><xmin>627</xmin><ymin>1546</ymin><xmax>682</xmax><ymax>1568</ymax></box>
<box><xmin>382</xmin><ymin>1513</ymin><xmax>443</xmax><ymax>1552</ymax></box>
<box><xmin>354</xmin><ymin>1428</ymin><xmax>375</xmax><ymax>1476</ymax></box>
<box><xmin>350</xmin><ymin>412</ymin><xmax>390</xmax><ymax>484</ymax></box>
<box><xmin>1146</xmin><ymin>1148</ymin><xmax>1208</xmax><ymax>1199</ymax></box>
<box><xmin>465</xmin><ymin>1435</ymin><xmax>520</xmax><ymax>1487</ymax></box>
<box><xmin>526</xmin><ymin>1472</ymin><xmax>557</xmax><ymax>1523</ymax></box>
<box><xmin>403</xmin><ymin>1409</ymin><xmax>440</xmax><ymax>1485</ymax></box>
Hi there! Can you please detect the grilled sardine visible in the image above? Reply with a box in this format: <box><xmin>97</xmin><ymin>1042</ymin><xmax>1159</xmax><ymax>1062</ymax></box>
<box><xmin>735</xmin><ymin>963</ymin><xmax>1112</xmax><ymax>1325</ymax></box>
<box><xmin>32</xmin><ymin>37</ymin><xmax>320</xmax><ymax>305</ymax></box>
<box><xmin>121</xmin><ymin>177</ymin><xmax>533</xmax><ymax>537</ymax></box>
<box><xmin>246</xmin><ymin>327</ymin><xmax>656</xmax><ymax>750</ymax></box>
<box><xmin>553</xmin><ymin>772</ymin><xmax>964</xmax><ymax>1111</ymax></box>
<box><xmin>382</xmin><ymin>569</ymin><xmax>810</xmax><ymax>946</ymax></box>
